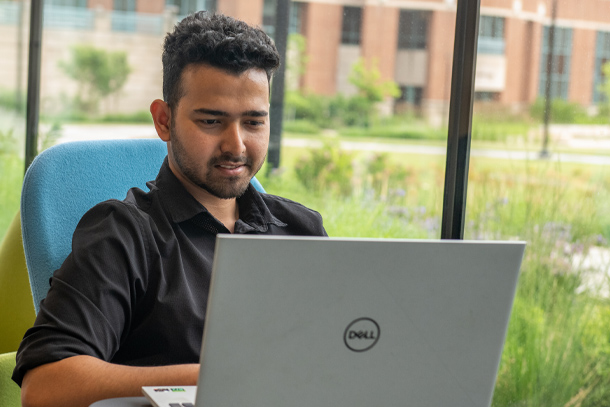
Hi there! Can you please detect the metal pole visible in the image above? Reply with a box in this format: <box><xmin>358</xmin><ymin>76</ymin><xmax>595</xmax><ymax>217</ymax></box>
<box><xmin>541</xmin><ymin>0</ymin><xmax>557</xmax><ymax>159</ymax></box>
<box><xmin>268</xmin><ymin>0</ymin><xmax>290</xmax><ymax>170</ymax></box>
<box><xmin>24</xmin><ymin>0</ymin><xmax>44</xmax><ymax>173</ymax></box>
<box><xmin>440</xmin><ymin>0</ymin><xmax>480</xmax><ymax>240</ymax></box>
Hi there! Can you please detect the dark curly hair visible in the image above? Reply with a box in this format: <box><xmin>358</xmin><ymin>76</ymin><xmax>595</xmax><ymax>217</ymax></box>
<box><xmin>162</xmin><ymin>11</ymin><xmax>280</xmax><ymax>108</ymax></box>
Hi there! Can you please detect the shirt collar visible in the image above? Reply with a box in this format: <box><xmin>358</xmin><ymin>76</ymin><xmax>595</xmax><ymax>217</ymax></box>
<box><xmin>234</xmin><ymin>185</ymin><xmax>287</xmax><ymax>233</ymax></box>
<box><xmin>150</xmin><ymin>157</ymin><xmax>286</xmax><ymax>232</ymax></box>
<box><xmin>149</xmin><ymin>157</ymin><xmax>208</xmax><ymax>224</ymax></box>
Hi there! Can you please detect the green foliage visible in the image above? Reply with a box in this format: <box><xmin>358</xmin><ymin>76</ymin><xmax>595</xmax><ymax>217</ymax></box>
<box><xmin>100</xmin><ymin>111</ymin><xmax>153</xmax><ymax>124</ymax></box>
<box><xmin>59</xmin><ymin>45</ymin><xmax>131</xmax><ymax>114</ymax></box>
<box><xmin>285</xmin><ymin>58</ymin><xmax>401</xmax><ymax>130</ymax></box>
<box><xmin>530</xmin><ymin>98</ymin><xmax>591</xmax><ymax>124</ymax></box>
<box><xmin>0</xmin><ymin>87</ymin><xmax>25</xmax><ymax>112</ymax></box>
<box><xmin>329</xmin><ymin>94</ymin><xmax>373</xmax><ymax>127</ymax></box>
<box><xmin>283</xmin><ymin>119</ymin><xmax>320</xmax><ymax>135</ymax></box>
<box><xmin>339</xmin><ymin>122</ymin><xmax>446</xmax><ymax>141</ymax></box>
<box><xmin>348</xmin><ymin>58</ymin><xmax>400</xmax><ymax>103</ymax></box>
<box><xmin>41</xmin><ymin>110</ymin><xmax>152</xmax><ymax>124</ymax></box>
<box><xmin>294</xmin><ymin>142</ymin><xmax>355</xmax><ymax>197</ymax></box>
<box><xmin>285</xmin><ymin>91</ymin><xmax>332</xmax><ymax>127</ymax></box>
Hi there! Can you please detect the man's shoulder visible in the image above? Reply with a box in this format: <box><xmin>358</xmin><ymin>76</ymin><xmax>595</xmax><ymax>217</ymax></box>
<box><xmin>78</xmin><ymin>186</ymin><xmax>158</xmax><ymax>229</ymax></box>
<box><xmin>258</xmin><ymin>192</ymin><xmax>326</xmax><ymax>236</ymax></box>
<box><xmin>259</xmin><ymin>192</ymin><xmax>318</xmax><ymax>215</ymax></box>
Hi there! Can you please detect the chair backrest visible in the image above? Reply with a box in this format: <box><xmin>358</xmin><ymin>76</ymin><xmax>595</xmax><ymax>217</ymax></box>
<box><xmin>21</xmin><ymin>138</ymin><xmax>265</xmax><ymax>313</ymax></box>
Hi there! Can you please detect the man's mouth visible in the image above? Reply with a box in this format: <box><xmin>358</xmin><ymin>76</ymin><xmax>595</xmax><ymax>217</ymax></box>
<box><xmin>218</xmin><ymin>164</ymin><xmax>242</xmax><ymax>169</ymax></box>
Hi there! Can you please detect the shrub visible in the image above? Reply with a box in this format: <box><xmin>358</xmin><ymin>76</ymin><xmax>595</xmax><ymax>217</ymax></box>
<box><xmin>529</xmin><ymin>98</ymin><xmax>588</xmax><ymax>124</ymax></box>
<box><xmin>294</xmin><ymin>141</ymin><xmax>354</xmax><ymax>196</ymax></box>
<box><xmin>283</xmin><ymin>119</ymin><xmax>320</xmax><ymax>135</ymax></box>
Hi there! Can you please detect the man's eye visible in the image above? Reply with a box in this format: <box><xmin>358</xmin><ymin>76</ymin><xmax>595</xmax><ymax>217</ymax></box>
<box><xmin>246</xmin><ymin>120</ymin><xmax>264</xmax><ymax>126</ymax></box>
<box><xmin>201</xmin><ymin>119</ymin><xmax>219</xmax><ymax>125</ymax></box>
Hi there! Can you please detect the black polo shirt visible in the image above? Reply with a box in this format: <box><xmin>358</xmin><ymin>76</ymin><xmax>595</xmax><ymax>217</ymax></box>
<box><xmin>13</xmin><ymin>158</ymin><xmax>326</xmax><ymax>385</ymax></box>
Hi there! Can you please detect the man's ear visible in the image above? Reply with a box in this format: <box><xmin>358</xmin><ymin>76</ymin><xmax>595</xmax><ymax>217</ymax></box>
<box><xmin>150</xmin><ymin>99</ymin><xmax>172</xmax><ymax>142</ymax></box>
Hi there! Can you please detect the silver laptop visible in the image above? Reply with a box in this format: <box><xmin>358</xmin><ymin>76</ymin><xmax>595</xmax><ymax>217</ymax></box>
<box><xmin>146</xmin><ymin>236</ymin><xmax>525</xmax><ymax>407</ymax></box>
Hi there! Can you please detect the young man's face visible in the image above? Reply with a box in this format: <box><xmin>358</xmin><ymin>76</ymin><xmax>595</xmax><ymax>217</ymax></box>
<box><xmin>164</xmin><ymin>64</ymin><xmax>270</xmax><ymax>200</ymax></box>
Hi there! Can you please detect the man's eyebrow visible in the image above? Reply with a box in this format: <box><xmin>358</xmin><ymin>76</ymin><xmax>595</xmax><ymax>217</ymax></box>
<box><xmin>242</xmin><ymin>110</ymin><xmax>268</xmax><ymax>117</ymax></box>
<box><xmin>192</xmin><ymin>109</ymin><xmax>268</xmax><ymax>117</ymax></box>
<box><xmin>193</xmin><ymin>108</ymin><xmax>229</xmax><ymax>116</ymax></box>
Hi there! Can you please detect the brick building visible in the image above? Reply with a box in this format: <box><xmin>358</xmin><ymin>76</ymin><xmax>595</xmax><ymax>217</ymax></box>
<box><xmin>1</xmin><ymin>0</ymin><xmax>609</xmax><ymax>121</ymax></box>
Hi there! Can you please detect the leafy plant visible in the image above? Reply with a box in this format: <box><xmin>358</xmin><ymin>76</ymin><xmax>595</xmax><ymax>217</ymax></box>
<box><xmin>59</xmin><ymin>45</ymin><xmax>131</xmax><ymax>115</ymax></box>
<box><xmin>348</xmin><ymin>58</ymin><xmax>400</xmax><ymax>104</ymax></box>
<box><xmin>294</xmin><ymin>141</ymin><xmax>354</xmax><ymax>196</ymax></box>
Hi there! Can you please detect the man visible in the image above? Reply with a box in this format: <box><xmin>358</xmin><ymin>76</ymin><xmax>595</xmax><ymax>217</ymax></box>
<box><xmin>14</xmin><ymin>12</ymin><xmax>326</xmax><ymax>407</ymax></box>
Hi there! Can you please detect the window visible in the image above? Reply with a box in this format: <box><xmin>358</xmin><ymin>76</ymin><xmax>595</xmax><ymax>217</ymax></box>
<box><xmin>593</xmin><ymin>31</ymin><xmax>610</xmax><ymax>104</ymax></box>
<box><xmin>397</xmin><ymin>85</ymin><xmax>423</xmax><ymax>106</ymax></box>
<box><xmin>45</xmin><ymin>0</ymin><xmax>93</xmax><ymax>29</ymax></box>
<box><xmin>397</xmin><ymin>10</ymin><xmax>428</xmax><ymax>50</ymax></box>
<box><xmin>167</xmin><ymin>0</ymin><xmax>216</xmax><ymax>19</ymax></box>
<box><xmin>263</xmin><ymin>0</ymin><xmax>304</xmax><ymax>39</ymax></box>
<box><xmin>478</xmin><ymin>16</ymin><xmax>504</xmax><ymax>54</ymax></box>
<box><xmin>538</xmin><ymin>26</ymin><xmax>572</xmax><ymax>100</ymax></box>
<box><xmin>114</xmin><ymin>0</ymin><xmax>136</xmax><ymax>12</ymax></box>
<box><xmin>46</xmin><ymin>0</ymin><xmax>87</xmax><ymax>7</ymax></box>
<box><xmin>474</xmin><ymin>91</ymin><xmax>499</xmax><ymax>102</ymax></box>
<box><xmin>341</xmin><ymin>6</ymin><xmax>362</xmax><ymax>45</ymax></box>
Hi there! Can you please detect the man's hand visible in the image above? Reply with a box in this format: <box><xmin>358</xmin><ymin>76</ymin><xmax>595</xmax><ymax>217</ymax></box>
<box><xmin>21</xmin><ymin>355</ymin><xmax>199</xmax><ymax>407</ymax></box>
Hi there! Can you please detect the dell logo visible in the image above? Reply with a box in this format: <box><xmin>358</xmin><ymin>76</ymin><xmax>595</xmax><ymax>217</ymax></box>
<box><xmin>344</xmin><ymin>317</ymin><xmax>380</xmax><ymax>352</ymax></box>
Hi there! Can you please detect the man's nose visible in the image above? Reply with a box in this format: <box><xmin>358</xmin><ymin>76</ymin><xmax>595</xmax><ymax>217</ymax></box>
<box><xmin>220</xmin><ymin>123</ymin><xmax>246</xmax><ymax>156</ymax></box>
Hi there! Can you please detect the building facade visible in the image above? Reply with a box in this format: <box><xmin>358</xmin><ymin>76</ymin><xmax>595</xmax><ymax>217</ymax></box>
<box><xmin>1</xmin><ymin>0</ymin><xmax>609</xmax><ymax>122</ymax></box>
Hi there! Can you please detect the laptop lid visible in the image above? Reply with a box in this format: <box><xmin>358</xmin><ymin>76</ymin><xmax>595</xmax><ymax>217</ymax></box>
<box><xmin>196</xmin><ymin>236</ymin><xmax>525</xmax><ymax>407</ymax></box>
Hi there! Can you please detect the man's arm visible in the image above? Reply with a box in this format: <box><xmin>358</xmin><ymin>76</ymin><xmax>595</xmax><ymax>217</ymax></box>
<box><xmin>21</xmin><ymin>356</ymin><xmax>199</xmax><ymax>407</ymax></box>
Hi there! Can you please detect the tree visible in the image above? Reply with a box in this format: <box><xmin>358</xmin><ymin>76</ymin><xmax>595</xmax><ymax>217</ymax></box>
<box><xmin>347</xmin><ymin>58</ymin><xmax>400</xmax><ymax>127</ymax></box>
<box><xmin>59</xmin><ymin>45</ymin><xmax>131</xmax><ymax>115</ymax></box>
<box><xmin>348</xmin><ymin>58</ymin><xmax>400</xmax><ymax>104</ymax></box>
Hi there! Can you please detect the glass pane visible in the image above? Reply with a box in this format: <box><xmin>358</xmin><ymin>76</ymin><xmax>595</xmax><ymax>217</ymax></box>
<box><xmin>468</xmin><ymin>0</ymin><xmax>610</xmax><ymax>405</ymax></box>
<box><xmin>259</xmin><ymin>1</ymin><xmax>452</xmax><ymax>240</ymax></box>
<box><xmin>0</xmin><ymin>0</ymin><xmax>28</xmax><ymax>242</ymax></box>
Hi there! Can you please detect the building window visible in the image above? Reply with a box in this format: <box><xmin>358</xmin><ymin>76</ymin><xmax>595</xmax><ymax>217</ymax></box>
<box><xmin>474</xmin><ymin>91</ymin><xmax>500</xmax><ymax>102</ymax></box>
<box><xmin>538</xmin><ymin>26</ymin><xmax>572</xmax><ymax>100</ymax></box>
<box><xmin>341</xmin><ymin>6</ymin><xmax>362</xmax><ymax>45</ymax></box>
<box><xmin>112</xmin><ymin>0</ymin><xmax>136</xmax><ymax>32</ymax></box>
<box><xmin>478</xmin><ymin>16</ymin><xmax>505</xmax><ymax>54</ymax></box>
<box><xmin>263</xmin><ymin>0</ymin><xmax>305</xmax><ymax>39</ymax></box>
<box><xmin>289</xmin><ymin>2</ymin><xmax>304</xmax><ymax>35</ymax></box>
<box><xmin>114</xmin><ymin>0</ymin><xmax>136</xmax><ymax>12</ymax></box>
<box><xmin>593</xmin><ymin>31</ymin><xmax>610</xmax><ymax>104</ymax></box>
<box><xmin>45</xmin><ymin>0</ymin><xmax>93</xmax><ymax>29</ymax></box>
<box><xmin>397</xmin><ymin>10</ymin><xmax>428</xmax><ymax>50</ymax></box>
<box><xmin>397</xmin><ymin>86</ymin><xmax>423</xmax><ymax>106</ymax></box>
<box><xmin>46</xmin><ymin>0</ymin><xmax>87</xmax><ymax>7</ymax></box>
<box><xmin>167</xmin><ymin>0</ymin><xmax>217</xmax><ymax>18</ymax></box>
